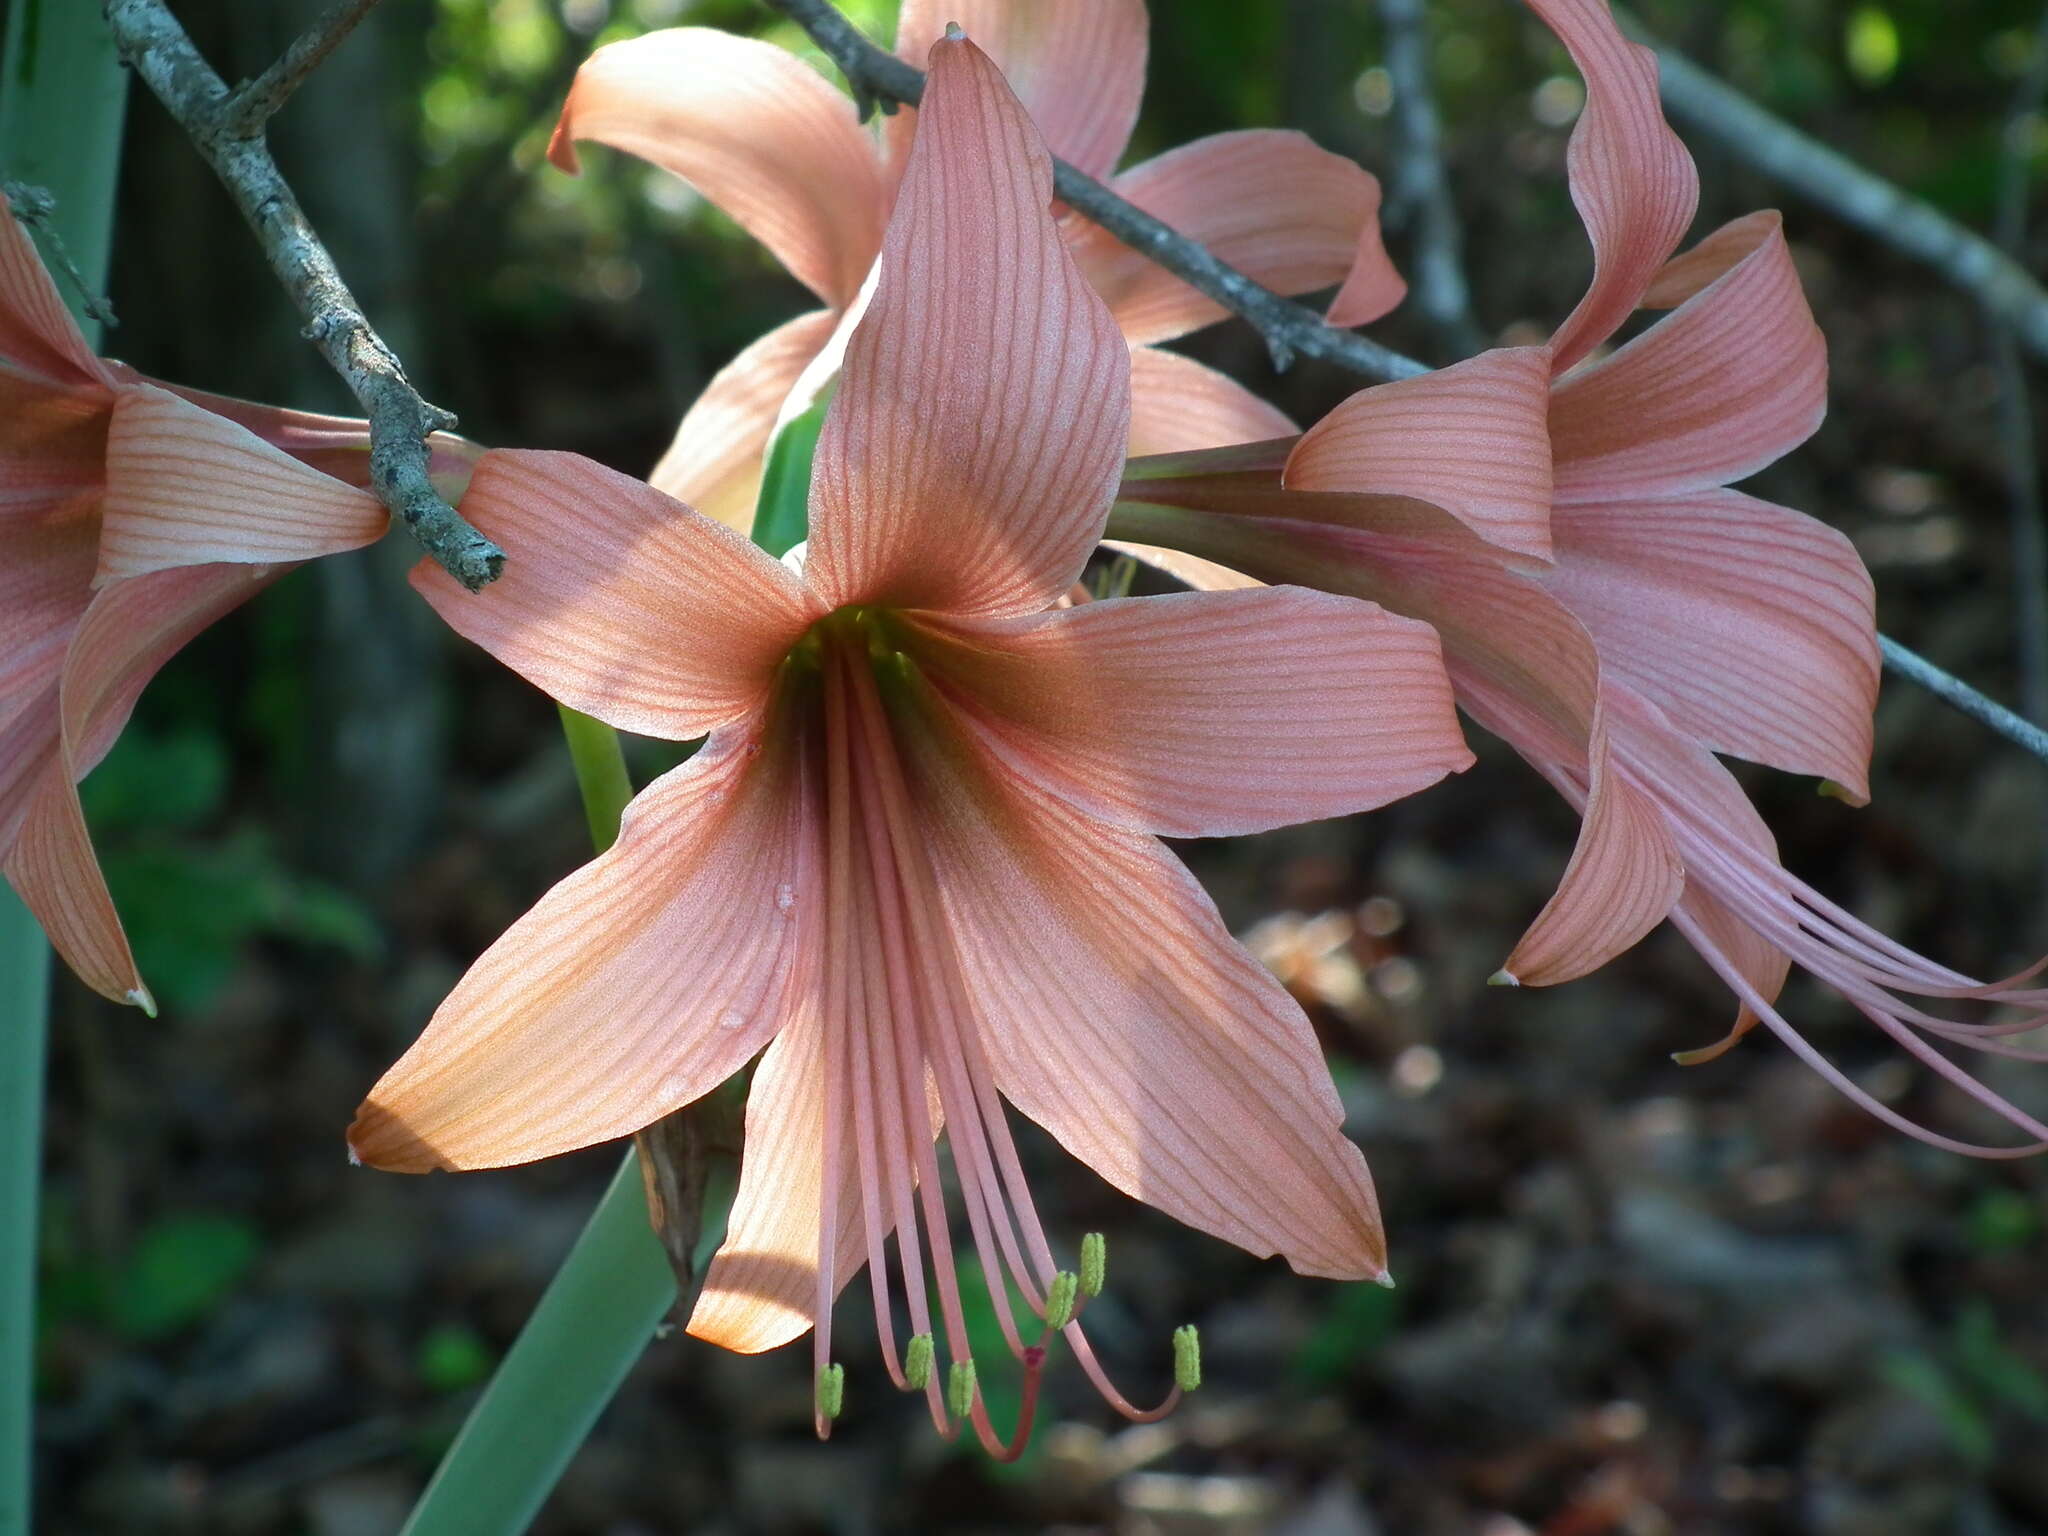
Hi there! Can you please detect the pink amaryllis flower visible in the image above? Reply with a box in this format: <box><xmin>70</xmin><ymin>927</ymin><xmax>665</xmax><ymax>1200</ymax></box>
<box><xmin>0</xmin><ymin>192</ymin><xmax>434</xmax><ymax>1007</ymax></box>
<box><xmin>546</xmin><ymin>0</ymin><xmax>1405</xmax><ymax>530</ymax></box>
<box><xmin>1108</xmin><ymin>0</ymin><xmax>2048</xmax><ymax>1154</ymax></box>
<box><xmin>351</xmin><ymin>35</ymin><xmax>1471</xmax><ymax>1450</ymax></box>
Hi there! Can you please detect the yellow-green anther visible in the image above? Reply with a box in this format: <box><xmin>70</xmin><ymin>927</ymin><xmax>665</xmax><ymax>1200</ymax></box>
<box><xmin>947</xmin><ymin>1358</ymin><xmax>977</xmax><ymax>1420</ymax></box>
<box><xmin>816</xmin><ymin>1362</ymin><xmax>845</xmax><ymax>1420</ymax></box>
<box><xmin>1172</xmin><ymin>1325</ymin><xmax>1202</xmax><ymax>1392</ymax></box>
<box><xmin>904</xmin><ymin>1333</ymin><xmax>934</xmax><ymax>1390</ymax></box>
<box><xmin>1080</xmin><ymin>1232</ymin><xmax>1106</xmax><ymax>1297</ymax></box>
<box><xmin>1043</xmin><ymin>1270</ymin><xmax>1080</xmax><ymax>1332</ymax></box>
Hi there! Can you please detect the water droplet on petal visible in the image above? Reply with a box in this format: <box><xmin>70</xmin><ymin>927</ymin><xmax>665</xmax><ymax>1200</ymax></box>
<box><xmin>775</xmin><ymin>883</ymin><xmax>797</xmax><ymax>914</ymax></box>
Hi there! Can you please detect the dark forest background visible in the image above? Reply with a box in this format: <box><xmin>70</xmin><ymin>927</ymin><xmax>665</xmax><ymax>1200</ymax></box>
<box><xmin>11</xmin><ymin>0</ymin><xmax>2048</xmax><ymax>1530</ymax></box>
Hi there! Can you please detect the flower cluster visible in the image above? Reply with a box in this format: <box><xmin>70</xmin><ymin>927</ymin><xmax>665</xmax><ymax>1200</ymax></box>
<box><xmin>5</xmin><ymin>0</ymin><xmax>2043</xmax><ymax>1456</ymax></box>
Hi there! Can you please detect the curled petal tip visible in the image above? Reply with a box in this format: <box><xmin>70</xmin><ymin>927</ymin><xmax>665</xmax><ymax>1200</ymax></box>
<box><xmin>124</xmin><ymin>985</ymin><xmax>157</xmax><ymax>1017</ymax></box>
<box><xmin>1487</xmin><ymin>968</ymin><xmax>1521</xmax><ymax>988</ymax></box>
<box><xmin>944</xmin><ymin>21</ymin><xmax>966</xmax><ymax>40</ymax></box>
<box><xmin>345</xmin><ymin>1142</ymin><xmax>362</xmax><ymax>1168</ymax></box>
<box><xmin>545</xmin><ymin>117</ymin><xmax>582</xmax><ymax>175</ymax></box>
<box><xmin>1818</xmin><ymin>778</ymin><xmax>1866</xmax><ymax>805</ymax></box>
<box><xmin>1374</xmin><ymin>1270</ymin><xmax>1397</xmax><ymax>1290</ymax></box>
<box><xmin>345</xmin><ymin>1101</ymin><xmax>442</xmax><ymax>1174</ymax></box>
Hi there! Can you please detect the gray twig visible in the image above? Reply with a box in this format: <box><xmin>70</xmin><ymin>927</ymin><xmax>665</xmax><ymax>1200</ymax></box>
<box><xmin>1881</xmin><ymin>637</ymin><xmax>2048</xmax><ymax>761</ymax></box>
<box><xmin>762</xmin><ymin>0</ymin><xmax>2048</xmax><ymax>773</ymax></box>
<box><xmin>101</xmin><ymin>0</ymin><xmax>503</xmax><ymax>590</ymax></box>
<box><xmin>1377</xmin><ymin>0</ymin><xmax>1484</xmax><ymax>357</ymax></box>
<box><xmin>224</xmin><ymin>0</ymin><xmax>385</xmax><ymax>136</ymax></box>
<box><xmin>1617</xmin><ymin>11</ymin><xmax>2048</xmax><ymax>368</ymax></box>
<box><xmin>1991</xmin><ymin>8</ymin><xmax>2048</xmax><ymax>728</ymax></box>
<box><xmin>760</xmin><ymin>0</ymin><xmax>1430</xmax><ymax>380</ymax></box>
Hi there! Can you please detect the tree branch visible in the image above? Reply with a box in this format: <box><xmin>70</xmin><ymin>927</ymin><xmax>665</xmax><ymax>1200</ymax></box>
<box><xmin>224</xmin><ymin>0</ymin><xmax>385</xmax><ymax>136</ymax></box>
<box><xmin>761</xmin><ymin>0</ymin><xmax>1429</xmax><ymax>380</ymax></box>
<box><xmin>1378</xmin><ymin>0</ymin><xmax>1484</xmax><ymax>358</ymax></box>
<box><xmin>1880</xmin><ymin>637</ymin><xmax>2048</xmax><ymax>762</ymax></box>
<box><xmin>101</xmin><ymin>0</ymin><xmax>504</xmax><ymax>590</ymax></box>
<box><xmin>1616</xmin><ymin>11</ymin><xmax>2048</xmax><ymax>368</ymax></box>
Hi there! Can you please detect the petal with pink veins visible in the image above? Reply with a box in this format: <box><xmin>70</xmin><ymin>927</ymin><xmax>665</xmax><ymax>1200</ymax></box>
<box><xmin>688</xmin><ymin>1014</ymin><xmax>868</xmax><ymax>1354</ymax></box>
<box><xmin>5</xmin><ymin>562</ymin><xmax>279</xmax><ymax>1006</ymax></box>
<box><xmin>549</xmin><ymin>29</ymin><xmax>887</xmax><ymax>309</ymax></box>
<box><xmin>412</xmin><ymin>449</ymin><xmax>820</xmax><ymax>741</ymax></box>
<box><xmin>912</xmin><ymin>587</ymin><xmax>1470</xmax><ymax>838</ymax></box>
<box><xmin>1528</xmin><ymin>0</ymin><xmax>1699</xmax><ymax>374</ymax></box>
<box><xmin>806</xmin><ymin>37</ymin><xmax>1129</xmax><ymax>619</ymax></box>
<box><xmin>1285</xmin><ymin>347</ymin><xmax>1555</xmax><ymax>560</ymax></box>
<box><xmin>0</xmin><ymin>192</ymin><xmax>113</xmax><ymax>390</ymax></box>
<box><xmin>890</xmin><ymin>0</ymin><xmax>1148</xmax><ymax>182</ymax></box>
<box><xmin>1640</xmin><ymin>209</ymin><xmax>1782</xmax><ymax>308</ymax></box>
<box><xmin>1541</xmin><ymin>487</ymin><xmax>1877</xmax><ymax>798</ymax></box>
<box><xmin>1500</xmin><ymin>703</ymin><xmax>1685</xmax><ymax>986</ymax></box>
<box><xmin>1126</xmin><ymin>345</ymin><xmax>1296</xmax><ymax>457</ymax></box>
<box><xmin>96</xmin><ymin>384</ymin><xmax>387</xmax><ymax>582</ymax></box>
<box><xmin>1064</xmin><ymin>130</ymin><xmax>1405</xmax><ymax>345</ymax></box>
<box><xmin>1550</xmin><ymin>214</ymin><xmax>1825</xmax><ymax>502</ymax></box>
<box><xmin>648</xmin><ymin>309</ymin><xmax>838</xmax><ymax>533</ymax></box>
<box><xmin>0</xmin><ymin>492</ymin><xmax>97</xmax><ymax>741</ymax></box>
<box><xmin>349</xmin><ymin>729</ymin><xmax>818</xmax><ymax>1173</ymax></box>
<box><xmin>913</xmin><ymin>733</ymin><xmax>1389</xmax><ymax>1280</ymax></box>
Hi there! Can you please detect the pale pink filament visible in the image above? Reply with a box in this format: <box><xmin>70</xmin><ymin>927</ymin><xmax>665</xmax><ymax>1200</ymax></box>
<box><xmin>808</xmin><ymin>638</ymin><xmax>1178</xmax><ymax>1453</ymax></box>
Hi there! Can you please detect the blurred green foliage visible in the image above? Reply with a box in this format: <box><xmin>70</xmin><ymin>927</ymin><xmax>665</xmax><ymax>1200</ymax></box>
<box><xmin>40</xmin><ymin>1203</ymin><xmax>261</xmax><ymax>1347</ymax></box>
<box><xmin>417</xmin><ymin>1321</ymin><xmax>499</xmax><ymax>1392</ymax></box>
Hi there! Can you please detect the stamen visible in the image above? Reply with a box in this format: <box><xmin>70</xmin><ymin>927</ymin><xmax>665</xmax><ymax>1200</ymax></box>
<box><xmin>905</xmin><ymin>1333</ymin><xmax>935</xmax><ymax>1390</ymax></box>
<box><xmin>1172</xmin><ymin>1326</ymin><xmax>1202</xmax><ymax>1392</ymax></box>
<box><xmin>1042</xmin><ymin>1271</ymin><xmax>1080</xmax><ymax>1333</ymax></box>
<box><xmin>1080</xmin><ymin>1232</ymin><xmax>1106</xmax><ymax>1297</ymax></box>
<box><xmin>815</xmin><ymin>1363</ymin><xmax>845</xmax><ymax>1425</ymax></box>
<box><xmin>947</xmin><ymin>1358</ymin><xmax>978</xmax><ymax>1421</ymax></box>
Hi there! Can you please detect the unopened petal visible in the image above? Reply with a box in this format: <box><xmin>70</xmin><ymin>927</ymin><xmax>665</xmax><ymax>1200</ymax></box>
<box><xmin>1551</xmin><ymin>213</ymin><xmax>1825</xmax><ymax>500</ymax></box>
<box><xmin>1542</xmin><ymin>488</ymin><xmax>1877</xmax><ymax>798</ymax></box>
<box><xmin>1066</xmin><ymin>130</ymin><xmax>1404</xmax><ymax>345</ymax></box>
<box><xmin>1286</xmin><ymin>347</ymin><xmax>1555</xmax><ymax>560</ymax></box>
<box><xmin>806</xmin><ymin>36</ymin><xmax>1128</xmax><ymax>618</ymax></box>
<box><xmin>96</xmin><ymin>384</ymin><xmax>386</xmax><ymax>582</ymax></box>
<box><xmin>411</xmin><ymin>449</ymin><xmax>820</xmax><ymax>741</ymax></box>
<box><xmin>349</xmin><ymin>731</ymin><xmax>814</xmax><ymax>1172</ymax></box>
<box><xmin>1529</xmin><ymin>0</ymin><xmax>1699</xmax><ymax>373</ymax></box>
<box><xmin>649</xmin><ymin>309</ymin><xmax>838</xmax><ymax>532</ymax></box>
<box><xmin>914</xmin><ymin>587</ymin><xmax>1470</xmax><ymax>838</ymax></box>
<box><xmin>891</xmin><ymin>0</ymin><xmax>1147</xmax><ymax>181</ymax></box>
<box><xmin>550</xmin><ymin>29</ymin><xmax>885</xmax><ymax>309</ymax></box>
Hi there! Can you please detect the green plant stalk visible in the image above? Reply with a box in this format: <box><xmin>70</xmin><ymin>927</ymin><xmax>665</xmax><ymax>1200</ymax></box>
<box><xmin>399</xmin><ymin>709</ymin><xmax>673</xmax><ymax>1536</ymax></box>
<box><xmin>402</xmin><ymin>365</ymin><xmax>823</xmax><ymax>1535</ymax></box>
<box><xmin>0</xmin><ymin>6</ymin><xmax>126</xmax><ymax>1531</ymax></box>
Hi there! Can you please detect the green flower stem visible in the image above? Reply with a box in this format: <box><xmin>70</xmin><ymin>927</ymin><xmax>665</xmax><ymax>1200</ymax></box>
<box><xmin>399</xmin><ymin>708</ymin><xmax>675</xmax><ymax>1536</ymax></box>
<box><xmin>0</xmin><ymin>5</ymin><xmax>127</xmax><ymax>1529</ymax></box>
<box><xmin>557</xmin><ymin>705</ymin><xmax>635</xmax><ymax>854</ymax></box>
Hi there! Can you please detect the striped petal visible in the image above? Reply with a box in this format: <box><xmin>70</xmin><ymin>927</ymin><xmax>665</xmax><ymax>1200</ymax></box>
<box><xmin>1065</xmin><ymin>130</ymin><xmax>1406</xmax><ymax>345</ymax></box>
<box><xmin>1550</xmin><ymin>213</ymin><xmax>1825</xmax><ymax>501</ymax></box>
<box><xmin>1127</xmin><ymin>346</ymin><xmax>1296</xmax><ymax>457</ymax></box>
<box><xmin>349</xmin><ymin>729</ymin><xmax>817</xmax><ymax>1172</ymax></box>
<box><xmin>914</xmin><ymin>737</ymin><xmax>1389</xmax><ymax>1280</ymax></box>
<box><xmin>411</xmin><ymin>449</ymin><xmax>820</xmax><ymax>741</ymax></box>
<box><xmin>0</xmin><ymin>190</ymin><xmax>112</xmax><ymax>390</ymax></box>
<box><xmin>805</xmin><ymin>36</ymin><xmax>1128</xmax><ymax>619</ymax></box>
<box><xmin>1541</xmin><ymin>488</ymin><xmax>1878</xmax><ymax>799</ymax></box>
<box><xmin>96</xmin><ymin>384</ymin><xmax>386</xmax><ymax>581</ymax></box>
<box><xmin>891</xmin><ymin>0</ymin><xmax>1147</xmax><ymax>181</ymax></box>
<box><xmin>912</xmin><ymin>586</ymin><xmax>1470</xmax><ymax>838</ymax></box>
<box><xmin>550</xmin><ymin>29</ymin><xmax>886</xmax><ymax>309</ymax></box>
<box><xmin>1286</xmin><ymin>347</ymin><xmax>1555</xmax><ymax>560</ymax></box>
<box><xmin>1529</xmin><ymin>0</ymin><xmax>1699</xmax><ymax>374</ymax></box>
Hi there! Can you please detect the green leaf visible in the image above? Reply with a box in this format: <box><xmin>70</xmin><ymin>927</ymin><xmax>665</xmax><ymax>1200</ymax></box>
<box><xmin>108</xmin><ymin>1214</ymin><xmax>260</xmax><ymax>1342</ymax></box>
<box><xmin>753</xmin><ymin>391</ymin><xmax>832</xmax><ymax>560</ymax></box>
